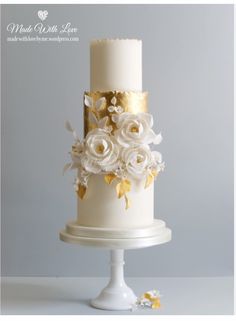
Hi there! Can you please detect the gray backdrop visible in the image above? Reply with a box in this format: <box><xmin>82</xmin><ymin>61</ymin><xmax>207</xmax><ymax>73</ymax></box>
<box><xmin>1</xmin><ymin>4</ymin><xmax>234</xmax><ymax>277</ymax></box>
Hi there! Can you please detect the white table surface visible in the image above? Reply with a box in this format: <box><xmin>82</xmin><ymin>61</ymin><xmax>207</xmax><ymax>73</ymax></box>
<box><xmin>1</xmin><ymin>277</ymin><xmax>233</xmax><ymax>315</ymax></box>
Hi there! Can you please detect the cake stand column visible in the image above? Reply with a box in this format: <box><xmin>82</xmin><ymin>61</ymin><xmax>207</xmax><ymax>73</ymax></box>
<box><xmin>91</xmin><ymin>249</ymin><xmax>137</xmax><ymax>310</ymax></box>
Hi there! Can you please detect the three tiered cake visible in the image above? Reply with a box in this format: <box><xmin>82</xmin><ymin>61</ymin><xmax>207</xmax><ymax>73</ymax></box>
<box><xmin>61</xmin><ymin>39</ymin><xmax>170</xmax><ymax>241</ymax></box>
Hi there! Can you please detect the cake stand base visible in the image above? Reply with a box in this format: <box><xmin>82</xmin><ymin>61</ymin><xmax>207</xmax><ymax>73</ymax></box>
<box><xmin>60</xmin><ymin>219</ymin><xmax>171</xmax><ymax>310</ymax></box>
<box><xmin>91</xmin><ymin>249</ymin><xmax>136</xmax><ymax>310</ymax></box>
<box><xmin>60</xmin><ymin>219</ymin><xmax>171</xmax><ymax>249</ymax></box>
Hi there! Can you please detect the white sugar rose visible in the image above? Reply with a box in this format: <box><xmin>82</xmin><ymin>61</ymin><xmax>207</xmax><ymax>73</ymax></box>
<box><xmin>113</xmin><ymin>112</ymin><xmax>162</xmax><ymax>147</ymax></box>
<box><xmin>121</xmin><ymin>145</ymin><xmax>154</xmax><ymax>179</ymax></box>
<box><xmin>81</xmin><ymin>128</ymin><xmax>120</xmax><ymax>174</ymax></box>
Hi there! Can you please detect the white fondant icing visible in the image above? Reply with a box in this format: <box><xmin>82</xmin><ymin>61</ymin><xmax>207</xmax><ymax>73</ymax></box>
<box><xmin>76</xmin><ymin>39</ymin><xmax>155</xmax><ymax>229</ymax></box>
<box><xmin>90</xmin><ymin>39</ymin><xmax>142</xmax><ymax>91</ymax></box>
<box><xmin>77</xmin><ymin>174</ymin><xmax>154</xmax><ymax>228</ymax></box>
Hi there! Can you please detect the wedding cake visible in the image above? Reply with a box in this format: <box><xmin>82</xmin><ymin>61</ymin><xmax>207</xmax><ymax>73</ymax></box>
<box><xmin>61</xmin><ymin>39</ymin><xmax>170</xmax><ymax>239</ymax></box>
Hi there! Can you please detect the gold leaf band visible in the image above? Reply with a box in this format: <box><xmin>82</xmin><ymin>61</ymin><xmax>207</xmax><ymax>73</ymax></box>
<box><xmin>84</xmin><ymin>91</ymin><xmax>148</xmax><ymax>136</ymax></box>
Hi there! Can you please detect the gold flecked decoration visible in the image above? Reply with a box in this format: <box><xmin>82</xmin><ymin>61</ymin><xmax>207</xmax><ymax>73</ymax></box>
<box><xmin>84</xmin><ymin>91</ymin><xmax>148</xmax><ymax>136</ymax></box>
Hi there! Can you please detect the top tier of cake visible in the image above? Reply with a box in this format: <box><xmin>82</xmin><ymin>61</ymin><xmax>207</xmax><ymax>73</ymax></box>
<box><xmin>90</xmin><ymin>39</ymin><xmax>142</xmax><ymax>92</ymax></box>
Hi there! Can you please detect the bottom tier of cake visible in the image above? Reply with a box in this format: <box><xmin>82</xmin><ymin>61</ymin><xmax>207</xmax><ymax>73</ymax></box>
<box><xmin>77</xmin><ymin>174</ymin><xmax>154</xmax><ymax>229</ymax></box>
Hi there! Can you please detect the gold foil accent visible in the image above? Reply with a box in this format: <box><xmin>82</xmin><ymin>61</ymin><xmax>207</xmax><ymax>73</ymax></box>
<box><xmin>84</xmin><ymin>91</ymin><xmax>148</xmax><ymax>136</ymax></box>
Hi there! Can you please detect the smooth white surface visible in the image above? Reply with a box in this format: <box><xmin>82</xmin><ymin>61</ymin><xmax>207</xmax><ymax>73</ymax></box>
<box><xmin>59</xmin><ymin>225</ymin><xmax>171</xmax><ymax>249</ymax></box>
<box><xmin>91</xmin><ymin>250</ymin><xmax>137</xmax><ymax>310</ymax></box>
<box><xmin>65</xmin><ymin>219</ymin><xmax>166</xmax><ymax>239</ymax></box>
<box><xmin>77</xmin><ymin>175</ymin><xmax>154</xmax><ymax>229</ymax></box>
<box><xmin>90</xmin><ymin>39</ymin><xmax>142</xmax><ymax>91</ymax></box>
<box><xmin>1</xmin><ymin>277</ymin><xmax>233</xmax><ymax>315</ymax></box>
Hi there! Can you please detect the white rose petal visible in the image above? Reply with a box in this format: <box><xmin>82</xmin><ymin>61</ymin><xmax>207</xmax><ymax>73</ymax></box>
<box><xmin>81</xmin><ymin>155</ymin><xmax>101</xmax><ymax>174</ymax></box>
<box><xmin>121</xmin><ymin>145</ymin><xmax>152</xmax><ymax>179</ymax></box>
<box><xmin>83</xmin><ymin>128</ymin><xmax>120</xmax><ymax>173</ymax></box>
<box><xmin>114</xmin><ymin>112</ymin><xmax>160</xmax><ymax>147</ymax></box>
<box><xmin>144</xmin><ymin>129</ymin><xmax>158</xmax><ymax>144</ymax></box>
<box><xmin>114</xmin><ymin>112</ymin><xmax>128</xmax><ymax>127</ymax></box>
<box><xmin>142</xmin><ymin>113</ymin><xmax>153</xmax><ymax>127</ymax></box>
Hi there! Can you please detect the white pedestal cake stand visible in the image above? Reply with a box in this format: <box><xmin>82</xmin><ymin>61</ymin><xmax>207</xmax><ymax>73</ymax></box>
<box><xmin>60</xmin><ymin>219</ymin><xmax>171</xmax><ymax>311</ymax></box>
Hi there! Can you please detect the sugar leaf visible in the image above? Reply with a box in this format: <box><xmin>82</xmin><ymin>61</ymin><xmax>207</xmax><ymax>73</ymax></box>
<box><xmin>124</xmin><ymin>194</ymin><xmax>131</xmax><ymax>210</ymax></box>
<box><xmin>111</xmin><ymin>96</ymin><xmax>117</xmax><ymax>105</ymax></box>
<box><xmin>77</xmin><ymin>184</ymin><xmax>87</xmax><ymax>199</ymax></box>
<box><xmin>98</xmin><ymin>116</ymin><xmax>109</xmax><ymax>129</ymax></box>
<box><xmin>145</xmin><ymin>170</ymin><xmax>158</xmax><ymax>188</ymax></box>
<box><xmin>95</xmin><ymin>97</ymin><xmax>106</xmax><ymax>110</ymax></box>
<box><xmin>84</xmin><ymin>95</ymin><xmax>93</xmax><ymax>108</ymax></box>
<box><xmin>104</xmin><ymin>173</ymin><xmax>117</xmax><ymax>185</ymax></box>
<box><xmin>62</xmin><ymin>163</ymin><xmax>71</xmax><ymax>175</ymax></box>
<box><xmin>65</xmin><ymin>120</ymin><xmax>74</xmax><ymax>132</ymax></box>
<box><xmin>116</xmin><ymin>179</ymin><xmax>131</xmax><ymax>198</ymax></box>
<box><xmin>88</xmin><ymin>111</ymin><xmax>98</xmax><ymax>125</ymax></box>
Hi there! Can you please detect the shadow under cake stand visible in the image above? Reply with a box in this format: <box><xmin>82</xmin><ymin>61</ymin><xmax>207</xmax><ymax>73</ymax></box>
<box><xmin>60</xmin><ymin>219</ymin><xmax>171</xmax><ymax>311</ymax></box>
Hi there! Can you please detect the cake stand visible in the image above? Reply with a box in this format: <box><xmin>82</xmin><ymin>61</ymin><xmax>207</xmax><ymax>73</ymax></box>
<box><xmin>60</xmin><ymin>219</ymin><xmax>171</xmax><ymax>311</ymax></box>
